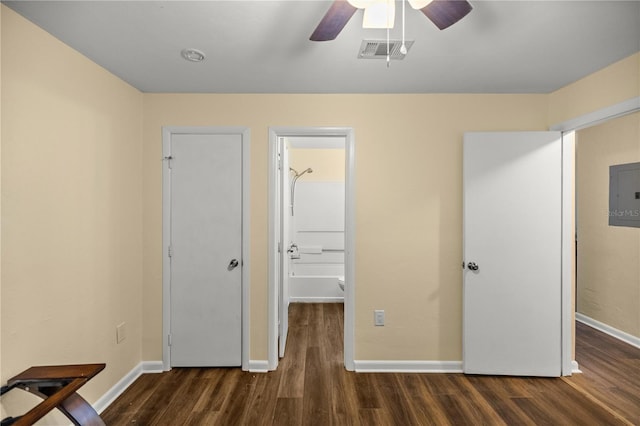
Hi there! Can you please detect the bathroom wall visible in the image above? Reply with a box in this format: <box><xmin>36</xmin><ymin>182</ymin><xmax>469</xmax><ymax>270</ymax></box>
<box><xmin>290</xmin><ymin>148</ymin><xmax>346</xmax><ymax>182</ymax></box>
<box><xmin>288</xmin><ymin>147</ymin><xmax>345</xmax><ymax>301</ymax></box>
<box><xmin>576</xmin><ymin>111</ymin><xmax>640</xmax><ymax>338</ymax></box>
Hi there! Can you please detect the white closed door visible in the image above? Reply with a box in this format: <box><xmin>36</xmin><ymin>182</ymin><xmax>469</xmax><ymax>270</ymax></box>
<box><xmin>170</xmin><ymin>133</ymin><xmax>242</xmax><ymax>367</ymax></box>
<box><xmin>463</xmin><ymin>131</ymin><xmax>562</xmax><ymax>376</ymax></box>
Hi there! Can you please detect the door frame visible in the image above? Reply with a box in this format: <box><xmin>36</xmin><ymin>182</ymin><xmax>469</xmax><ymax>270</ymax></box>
<box><xmin>162</xmin><ymin>126</ymin><xmax>251</xmax><ymax>371</ymax></box>
<box><xmin>552</xmin><ymin>96</ymin><xmax>640</xmax><ymax>375</ymax></box>
<box><xmin>268</xmin><ymin>127</ymin><xmax>356</xmax><ymax>371</ymax></box>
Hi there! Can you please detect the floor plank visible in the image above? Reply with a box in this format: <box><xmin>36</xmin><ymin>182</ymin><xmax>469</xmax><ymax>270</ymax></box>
<box><xmin>102</xmin><ymin>304</ymin><xmax>640</xmax><ymax>425</ymax></box>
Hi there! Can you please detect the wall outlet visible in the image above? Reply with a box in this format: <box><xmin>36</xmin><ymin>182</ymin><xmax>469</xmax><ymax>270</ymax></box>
<box><xmin>116</xmin><ymin>322</ymin><xmax>126</xmax><ymax>344</ymax></box>
<box><xmin>374</xmin><ymin>310</ymin><xmax>385</xmax><ymax>326</ymax></box>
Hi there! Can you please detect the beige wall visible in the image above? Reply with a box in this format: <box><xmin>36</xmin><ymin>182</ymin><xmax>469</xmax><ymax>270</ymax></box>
<box><xmin>548</xmin><ymin>53</ymin><xmax>640</xmax><ymax>126</ymax></box>
<box><xmin>137</xmin><ymin>52</ymin><xmax>640</xmax><ymax>363</ymax></box>
<box><xmin>141</xmin><ymin>94</ymin><xmax>549</xmax><ymax>361</ymax></box>
<box><xmin>576</xmin><ymin>112</ymin><xmax>640</xmax><ymax>337</ymax></box>
<box><xmin>1</xmin><ymin>6</ymin><xmax>143</xmax><ymax>423</ymax></box>
<box><xmin>2</xmin><ymin>3</ymin><xmax>640</xmax><ymax>417</ymax></box>
<box><xmin>289</xmin><ymin>148</ymin><xmax>345</xmax><ymax>182</ymax></box>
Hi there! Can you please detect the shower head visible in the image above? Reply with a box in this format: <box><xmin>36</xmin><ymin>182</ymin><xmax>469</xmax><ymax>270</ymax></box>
<box><xmin>289</xmin><ymin>167</ymin><xmax>313</xmax><ymax>216</ymax></box>
<box><xmin>290</xmin><ymin>167</ymin><xmax>313</xmax><ymax>177</ymax></box>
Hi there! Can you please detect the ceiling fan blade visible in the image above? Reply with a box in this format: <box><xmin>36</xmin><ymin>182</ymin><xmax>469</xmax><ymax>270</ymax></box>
<box><xmin>421</xmin><ymin>0</ymin><xmax>472</xmax><ymax>30</ymax></box>
<box><xmin>310</xmin><ymin>0</ymin><xmax>358</xmax><ymax>41</ymax></box>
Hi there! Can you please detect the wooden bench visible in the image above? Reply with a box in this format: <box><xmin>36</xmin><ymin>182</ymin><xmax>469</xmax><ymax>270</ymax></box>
<box><xmin>1</xmin><ymin>364</ymin><xmax>106</xmax><ymax>426</ymax></box>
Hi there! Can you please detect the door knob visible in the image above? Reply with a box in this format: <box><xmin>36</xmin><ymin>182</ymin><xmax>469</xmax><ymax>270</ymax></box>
<box><xmin>228</xmin><ymin>259</ymin><xmax>239</xmax><ymax>270</ymax></box>
<box><xmin>467</xmin><ymin>262</ymin><xmax>479</xmax><ymax>271</ymax></box>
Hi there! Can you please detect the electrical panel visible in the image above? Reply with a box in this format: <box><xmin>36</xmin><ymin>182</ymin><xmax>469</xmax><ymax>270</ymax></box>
<box><xmin>609</xmin><ymin>162</ymin><xmax>640</xmax><ymax>228</ymax></box>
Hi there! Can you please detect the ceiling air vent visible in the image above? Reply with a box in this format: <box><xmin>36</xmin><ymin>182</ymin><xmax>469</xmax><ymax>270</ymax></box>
<box><xmin>358</xmin><ymin>40</ymin><xmax>414</xmax><ymax>60</ymax></box>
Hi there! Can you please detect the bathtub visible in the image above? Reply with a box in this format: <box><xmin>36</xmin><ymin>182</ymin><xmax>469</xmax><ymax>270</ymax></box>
<box><xmin>288</xmin><ymin>275</ymin><xmax>344</xmax><ymax>303</ymax></box>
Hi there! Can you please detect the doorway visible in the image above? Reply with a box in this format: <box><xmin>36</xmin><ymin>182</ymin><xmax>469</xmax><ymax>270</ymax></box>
<box><xmin>551</xmin><ymin>96</ymin><xmax>640</xmax><ymax>373</ymax></box>
<box><xmin>162</xmin><ymin>127</ymin><xmax>251</xmax><ymax>371</ymax></box>
<box><xmin>268</xmin><ymin>127</ymin><xmax>355</xmax><ymax>371</ymax></box>
<box><xmin>574</xmin><ymin>111</ymin><xmax>640</xmax><ymax>347</ymax></box>
<box><xmin>287</xmin><ymin>137</ymin><xmax>346</xmax><ymax>304</ymax></box>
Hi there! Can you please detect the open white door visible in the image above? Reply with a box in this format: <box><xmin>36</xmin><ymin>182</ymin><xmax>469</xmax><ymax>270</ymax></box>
<box><xmin>463</xmin><ymin>131</ymin><xmax>562</xmax><ymax>376</ymax></box>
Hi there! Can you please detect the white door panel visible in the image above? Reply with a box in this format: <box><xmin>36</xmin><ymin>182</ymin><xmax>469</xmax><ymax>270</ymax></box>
<box><xmin>170</xmin><ymin>133</ymin><xmax>242</xmax><ymax>367</ymax></box>
<box><xmin>463</xmin><ymin>131</ymin><xmax>562</xmax><ymax>376</ymax></box>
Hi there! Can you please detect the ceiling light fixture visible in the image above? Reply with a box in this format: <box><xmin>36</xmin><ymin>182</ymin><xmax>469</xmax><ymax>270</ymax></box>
<box><xmin>347</xmin><ymin>0</ymin><xmax>425</xmax><ymax>66</ymax></box>
<box><xmin>407</xmin><ymin>0</ymin><xmax>433</xmax><ymax>9</ymax></box>
<box><xmin>347</xmin><ymin>0</ymin><xmax>434</xmax><ymax>29</ymax></box>
<box><xmin>363</xmin><ymin>0</ymin><xmax>395</xmax><ymax>29</ymax></box>
<box><xmin>181</xmin><ymin>48</ymin><xmax>206</xmax><ymax>62</ymax></box>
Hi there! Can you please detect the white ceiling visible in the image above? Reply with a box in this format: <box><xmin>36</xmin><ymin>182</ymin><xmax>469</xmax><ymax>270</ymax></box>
<box><xmin>4</xmin><ymin>0</ymin><xmax>640</xmax><ymax>94</ymax></box>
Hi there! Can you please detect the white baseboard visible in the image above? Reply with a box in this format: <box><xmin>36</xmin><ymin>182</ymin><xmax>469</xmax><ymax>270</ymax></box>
<box><xmin>94</xmin><ymin>361</ymin><xmax>163</xmax><ymax>414</ymax></box>
<box><xmin>576</xmin><ymin>313</ymin><xmax>640</xmax><ymax>349</ymax></box>
<box><xmin>571</xmin><ymin>360</ymin><xmax>581</xmax><ymax>374</ymax></box>
<box><xmin>354</xmin><ymin>360</ymin><xmax>463</xmax><ymax>373</ymax></box>
<box><xmin>142</xmin><ymin>360</ymin><xmax>165</xmax><ymax>373</ymax></box>
<box><xmin>248</xmin><ymin>360</ymin><xmax>270</xmax><ymax>373</ymax></box>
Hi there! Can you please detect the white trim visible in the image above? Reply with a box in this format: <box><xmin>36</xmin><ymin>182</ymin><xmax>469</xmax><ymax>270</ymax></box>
<box><xmin>248</xmin><ymin>360</ymin><xmax>270</xmax><ymax>373</ymax></box>
<box><xmin>268</xmin><ymin>127</ymin><xmax>356</xmax><ymax>372</ymax></box>
<box><xmin>550</xmin><ymin>97</ymin><xmax>640</xmax><ymax>132</ymax></box>
<box><xmin>241</xmin><ymin>130</ymin><xmax>251</xmax><ymax>372</ymax></box>
<box><xmin>289</xmin><ymin>297</ymin><xmax>344</xmax><ymax>303</ymax></box>
<box><xmin>267</xmin><ymin>133</ymin><xmax>279</xmax><ymax>370</ymax></box>
<box><xmin>162</xmin><ymin>126</ymin><xmax>251</xmax><ymax>372</ymax></box>
<box><xmin>344</xmin><ymin>128</ymin><xmax>356</xmax><ymax>372</ymax></box>
<box><xmin>560</xmin><ymin>131</ymin><xmax>575</xmax><ymax>376</ymax></box>
<box><xmin>571</xmin><ymin>360</ymin><xmax>581</xmax><ymax>374</ymax></box>
<box><xmin>94</xmin><ymin>361</ymin><xmax>163</xmax><ymax>414</ymax></box>
<box><xmin>162</xmin><ymin>127</ymin><xmax>171</xmax><ymax>371</ymax></box>
<box><xmin>354</xmin><ymin>360</ymin><xmax>463</xmax><ymax>373</ymax></box>
<box><xmin>576</xmin><ymin>313</ymin><xmax>640</xmax><ymax>350</ymax></box>
<box><xmin>141</xmin><ymin>360</ymin><xmax>165</xmax><ymax>374</ymax></box>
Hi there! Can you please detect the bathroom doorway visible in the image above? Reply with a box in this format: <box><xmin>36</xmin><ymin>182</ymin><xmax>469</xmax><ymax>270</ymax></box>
<box><xmin>288</xmin><ymin>137</ymin><xmax>346</xmax><ymax>303</ymax></box>
<box><xmin>268</xmin><ymin>127</ymin><xmax>355</xmax><ymax>371</ymax></box>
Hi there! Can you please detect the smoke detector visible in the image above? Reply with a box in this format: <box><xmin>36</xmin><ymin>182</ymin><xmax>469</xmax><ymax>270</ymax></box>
<box><xmin>181</xmin><ymin>48</ymin><xmax>206</xmax><ymax>62</ymax></box>
<box><xmin>358</xmin><ymin>40</ymin><xmax>414</xmax><ymax>60</ymax></box>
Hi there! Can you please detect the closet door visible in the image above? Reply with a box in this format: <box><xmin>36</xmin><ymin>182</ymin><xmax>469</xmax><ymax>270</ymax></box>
<box><xmin>169</xmin><ymin>133</ymin><xmax>242</xmax><ymax>367</ymax></box>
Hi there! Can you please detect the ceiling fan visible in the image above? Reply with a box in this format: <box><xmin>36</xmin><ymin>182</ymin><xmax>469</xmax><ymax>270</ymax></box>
<box><xmin>310</xmin><ymin>0</ymin><xmax>473</xmax><ymax>41</ymax></box>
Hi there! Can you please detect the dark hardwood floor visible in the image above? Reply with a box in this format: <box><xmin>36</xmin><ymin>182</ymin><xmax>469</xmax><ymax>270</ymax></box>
<box><xmin>102</xmin><ymin>304</ymin><xmax>640</xmax><ymax>425</ymax></box>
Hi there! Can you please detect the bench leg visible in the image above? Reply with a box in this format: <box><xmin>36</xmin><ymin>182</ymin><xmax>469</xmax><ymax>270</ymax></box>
<box><xmin>57</xmin><ymin>392</ymin><xmax>106</xmax><ymax>426</ymax></box>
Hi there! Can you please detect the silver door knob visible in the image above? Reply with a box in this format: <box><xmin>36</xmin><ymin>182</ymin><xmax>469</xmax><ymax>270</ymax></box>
<box><xmin>228</xmin><ymin>259</ymin><xmax>239</xmax><ymax>270</ymax></box>
<box><xmin>467</xmin><ymin>262</ymin><xmax>479</xmax><ymax>271</ymax></box>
